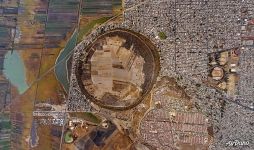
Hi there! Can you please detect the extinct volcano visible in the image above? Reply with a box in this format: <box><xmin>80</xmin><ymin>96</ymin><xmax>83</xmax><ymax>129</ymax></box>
<box><xmin>76</xmin><ymin>29</ymin><xmax>160</xmax><ymax>110</ymax></box>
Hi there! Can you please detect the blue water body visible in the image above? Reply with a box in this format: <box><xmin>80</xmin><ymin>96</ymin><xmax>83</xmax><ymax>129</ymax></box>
<box><xmin>55</xmin><ymin>30</ymin><xmax>78</xmax><ymax>92</ymax></box>
<box><xmin>3</xmin><ymin>51</ymin><xmax>29</xmax><ymax>94</ymax></box>
<box><xmin>30</xmin><ymin>120</ymin><xmax>38</xmax><ymax>147</ymax></box>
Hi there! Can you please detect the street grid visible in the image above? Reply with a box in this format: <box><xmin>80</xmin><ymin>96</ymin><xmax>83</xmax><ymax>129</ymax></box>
<box><xmin>3</xmin><ymin>0</ymin><xmax>252</xmax><ymax>149</ymax></box>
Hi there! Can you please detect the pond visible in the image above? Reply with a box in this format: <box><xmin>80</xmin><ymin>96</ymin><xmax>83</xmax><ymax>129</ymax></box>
<box><xmin>3</xmin><ymin>51</ymin><xmax>29</xmax><ymax>94</ymax></box>
<box><xmin>55</xmin><ymin>30</ymin><xmax>78</xmax><ymax>93</ymax></box>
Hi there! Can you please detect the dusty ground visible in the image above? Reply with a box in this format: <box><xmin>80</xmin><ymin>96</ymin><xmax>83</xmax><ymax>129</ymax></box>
<box><xmin>131</xmin><ymin>93</ymin><xmax>152</xmax><ymax>138</ymax></box>
<box><xmin>99</xmin><ymin>131</ymin><xmax>133</xmax><ymax>150</ymax></box>
<box><xmin>87</xmin><ymin>35</ymin><xmax>144</xmax><ymax>100</ymax></box>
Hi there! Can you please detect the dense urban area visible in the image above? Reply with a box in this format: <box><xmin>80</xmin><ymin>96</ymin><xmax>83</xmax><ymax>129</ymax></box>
<box><xmin>0</xmin><ymin>0</ymin><xmax>253</xmax><ymax>150</ymax></box>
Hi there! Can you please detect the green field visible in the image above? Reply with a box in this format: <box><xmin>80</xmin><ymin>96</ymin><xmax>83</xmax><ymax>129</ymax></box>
<box><xmin>0</xmin><ymin>113</ymin><xmax>11</xmax><ymax>150</ymax></box>
<box><xmin>0</xmin><ymin>140</ymin><xmax>10</xmax><ymax>150</ymax></box>
<box><xmin>64</xmin><ymin>130</ymin><xmax>74</xmax><ymax>143</ymax></box>
<box><xmin>78</xmin><ymin>16</ymin><xmax>112</xmax><ymax>42</ymax></box>
<box><xmin>158</xmin><ymin>31</ymin><xmax>167</xmax><ymax>40</ymax></box>
<box><xmin>70</xmin><ymin>112</ymin><xmax>102</xmax><ymax>124</ymax></box>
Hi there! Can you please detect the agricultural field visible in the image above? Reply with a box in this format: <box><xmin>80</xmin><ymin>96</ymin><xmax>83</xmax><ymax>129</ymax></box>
<box><xmin>0</xmin><ymin>0</ymin><xmax>124</xmax><ymax>149</ymax></box>
<box><xmin>0</xmin><ymin>113</ymin><xmax>11</xmax><ymax>150</ymax></box>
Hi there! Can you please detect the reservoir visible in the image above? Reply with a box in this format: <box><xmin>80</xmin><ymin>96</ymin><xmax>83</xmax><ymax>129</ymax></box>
<box><xmin>55</xmin><ymin>30</ymin><xmax>78</xmax><ymax>92</ymax></box>
<box><xmin>3</xmin><ymin>51</ymin><xmax>29</xmax><ymax>94</ymax></box>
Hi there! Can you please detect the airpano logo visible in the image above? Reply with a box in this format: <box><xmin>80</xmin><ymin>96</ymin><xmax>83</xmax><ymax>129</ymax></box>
<box><xmin>226</xmin><ymin>140</ymin><xmax>249</xmax><ymax>147</ymax></box>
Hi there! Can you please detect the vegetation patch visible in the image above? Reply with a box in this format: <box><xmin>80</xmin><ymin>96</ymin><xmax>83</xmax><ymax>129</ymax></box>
<box><xmin>69</xmin><ymin>112</ymin><xmax>102</xmax><ymax>124</ymax></box>
<box><xmin>78</xmin><ymin>17</ymin><xmax>112</xmax><ymax>42</ymax></box>
<box><xmin>158</xmin><ymin>31</ymin><xmax>167</xmax><ymax>40</ymax></box>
